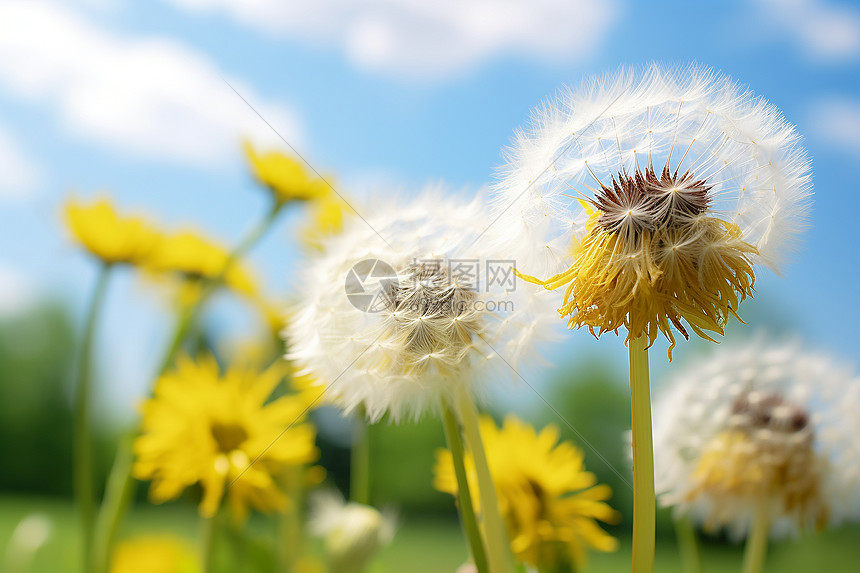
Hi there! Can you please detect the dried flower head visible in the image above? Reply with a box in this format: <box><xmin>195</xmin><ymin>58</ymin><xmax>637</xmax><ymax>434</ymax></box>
<box><xmin>286</xmin><ymin>190</ymin><xmax>556</xmax><ymax>422</ymax></box>
<box><xmin>652</xmin><ymin>340</ymin><xmax>860</xmax><ymax>538</ymax></box>
<box><xmin>491</xmin><ymin>65</ymin><xmax>812</xmax><ymax>356</ymax></box>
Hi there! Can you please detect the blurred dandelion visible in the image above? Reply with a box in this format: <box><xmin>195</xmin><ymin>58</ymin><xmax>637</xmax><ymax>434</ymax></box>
<box><xmin>64</xmin><ymin>195</ymin><xmax>165</xmax><ymax>571</ymax></box>
<box><xmin>133</xmin><ymin>354</ymin><xmax>320</xmax><ymax>521</ymax></box>
<box><xmin>145</xmin><ymin>231</ymin><xmax>260</xmax><ymax>301</ymax></box>
<box><xmin>653</xmin><ymin>340</ymin><xmax>860</xmax><ymax>573</ymax></box>
<box><xmin>110</xmin><ymin>536</ymin><xmax>198</xmax><ymax>573</ymax></box>
<box><xmin>244</xmin><ymin>141</ymin><xmax>330</xmax><ymax>205</ymax></box>
<box><xmin>491</xmin><ymin>64</ymin><xmax>812</xmax><ymax>572</ymax></box>
<box><xmin>434</xmin><ymin>415</ymin><xmax>620</xmax><ymax>572</ymax></box>
<box><xmin>309</xmin><ymin>489</ymin><xmax>396</xmax><ymax>573</ymax></box>
<box><xmin>65</xmin><ymin>197</ymin><xmax>161</xmax><ymax>266</ymax></box>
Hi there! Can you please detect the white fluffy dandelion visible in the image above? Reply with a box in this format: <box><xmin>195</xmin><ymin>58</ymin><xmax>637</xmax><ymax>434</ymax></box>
<box><xmin>490</xmin><ymin>64</ymin><xmax>812</xmax><ymax>351</ymax></box>
<box><xmin>286</xmin><ymin>190</ymin><xmax>555</xmax><ymax>422</ymax></box>
<box><xmin>653</xmin><ymin>339</ymin><xmax>860</xmax><ymax>538</ymax></box>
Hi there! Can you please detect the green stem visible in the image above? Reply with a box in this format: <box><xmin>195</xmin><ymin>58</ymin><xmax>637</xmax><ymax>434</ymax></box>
<box><xmin>674</xmin><ymin>515</ymin><xmax>702</xmax><ymax>573</ymax></box>
<box><xmin>456</xmin><ymin>386</ymin><xmax>515</xmax><ymax>573</ymax></box>
<box><xmin>93</xmin><ymin>433</ymin><xmax>136</xmax><ymax>573</ymax></box>
<box><xmin>73</xmin><ymin>263</ymin><xmax>112</xmax><ymax>573</ymax></box>
<box><xmin>201</xmin><ymin>513</ymin><xmax>217</xmax><ymax>573</ymax></box>
<box><xmin>629</xmin><ymin>333</ymin><xmax>655</xmax><ymax>573</ymax></box>
<box><xmin>278</xmin><ymin>465</ymin><xmax>306</xmax><ymax>573</ymax></box>
<box><xmin>441</xmin><ymin>399</ymin><xmax>490</xmax><ymax>573</ymax></box>
<box><xmin>742</xmin><ymin>500</ymin><xmax>770</xmax><ymax>573</ymax></box>
<box><xmin>157</xmin><ymin>200</ymin><xmax>284</xmax><ymax>376</ymax></box>
<box><xmin>350</xmin><ymin>407</ymin><xmax>371</xmax><ymax>505</ymax></box>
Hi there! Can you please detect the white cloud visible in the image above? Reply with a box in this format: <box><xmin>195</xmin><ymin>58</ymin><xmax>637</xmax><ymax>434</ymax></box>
<box><xmin>0</xmin><ymin>1</ymin><xmax>302</xmax><ymax>168</ymax></box>
<box><xmin>808</xmin><ymin>97</ymin><xmax>860</xmax><ymax>154</ymax></box>
<box><xmin>164</xmin><ymin>0</ymin><xmax>620</xmax><ymax>79</ymax></box>
<box><xmin>754</xmin><ymin>0</ymin><xmax>860</xmax><ymax>62</ymax></box>
<box><xmin>0</xmin><ymin>122</ymin><xmax>40</xmax><ymax>200</ymax></box>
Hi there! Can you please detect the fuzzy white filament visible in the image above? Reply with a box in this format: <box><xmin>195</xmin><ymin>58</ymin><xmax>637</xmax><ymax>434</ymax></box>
<box><xmin>286</xmin><ymin>190</ymin><xmax>556</xmax><ymax>422</ymax></box>
<box><xmin>490</xmin><ymin>64</ymin><xmax>812</xmax><ymax>280</ymax></box>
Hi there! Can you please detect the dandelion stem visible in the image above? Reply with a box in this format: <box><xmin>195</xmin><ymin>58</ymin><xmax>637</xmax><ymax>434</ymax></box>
<box><xmin>93</xmin><ymin>433</ymin><xmax>136</xmax><ymax>573</ymax></box>
<box><xmin>350</xmin><ymin>407</ymin><xmax>372</xmax><ymax>505</ymax></box>
<box><xmin>73</xmin><ymin>263</ymin><xmax>111</xmax><ymax>573</ymax></box>
<box><xmin>441</xmin><ymin>399</ymin><xmax>490</xmax><ymax>573</ymax></box>
<box><xmin>158</xmin><ymin>200</ymin><xmax>285</xmax><ymax>375</ymax></box>
<box><xmin>742</xmin><ymin>499</ymin><xmax>770</xmax><ymax>573</ymax></box>
<box><xmin>278</xmin><ymin>465</ymin><xmax>306</xmax><ymax>573</ymax></box>
<box><xmin>674</xmin><ymin>514</ymin><xmax>702</xmax><ymax>573</ymax></box>
<box><xmin>456</xmin><ymin>386</ymin><xmax>515</xmax><ymax>573</ymax></box>
<box><xmin>629</xmin><ymin>333</ymin><xmax>655</xmax><ymax>573</ymax></box>
<box><xmin>200</xmin><ymin>513</ymin><xmax>218</xmax><ymax>573</ymax></box>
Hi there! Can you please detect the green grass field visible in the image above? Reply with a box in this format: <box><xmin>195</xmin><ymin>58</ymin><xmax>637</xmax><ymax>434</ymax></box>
<box><xmin>1</xmin><ymin>495</ymin><xmax>858</xmax><ymax>572</ymax></box>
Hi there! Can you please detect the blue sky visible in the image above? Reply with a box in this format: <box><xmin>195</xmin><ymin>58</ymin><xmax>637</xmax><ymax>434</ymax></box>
<box><xmin>1</xmin><ymin>0</ymin><xmax>858</xmax><ymax>420</ymax></box>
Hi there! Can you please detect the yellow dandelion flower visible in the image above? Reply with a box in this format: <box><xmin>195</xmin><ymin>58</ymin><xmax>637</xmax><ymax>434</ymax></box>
<box><xmin>133</xmin><ymin>354</ymin><xmax>320</xmax><ymax>521</ymax></box>
<box><xmin>110</xmin><ymin>536</ymin><xmax>198</xmax><ymax>573</ymax></box>
<box><xmin>434</xmin><ymin>415</ymin><xmax>620</xmax><ymax>570</ymax></box>
<box><xmin>244</xmin><ymin>141</ymin><xmax>329</xmax><ymax>204</ymax></box>
<box><xmin>300</xmin><ymin>190</ymin><xmax>353</xmax><ymax>250</ymax></box>
<box><xmin>145</xmin><ymin>231</ymin><xmax>259</xmax><ymax>299</ymax></box>
<box><xmin>64</xmin><ymin>197</ymin><xmax>161</xmax><ymax>265</ymax></box>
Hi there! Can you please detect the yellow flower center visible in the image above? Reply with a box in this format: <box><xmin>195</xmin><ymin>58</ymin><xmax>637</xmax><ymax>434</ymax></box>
<box><xmin>690</xmin><ymin>391</ymin><xmax>828</xmax><ymax>530</ymax></box>
<box><xmin>210</xmin><ymin>422</ymin><xmax>249</xmax><ymax>453</ymax></box>
<box><xmin>521</xmin><ymin>162</ymin><xmax>758</xmax><ymax>357</ymax></box>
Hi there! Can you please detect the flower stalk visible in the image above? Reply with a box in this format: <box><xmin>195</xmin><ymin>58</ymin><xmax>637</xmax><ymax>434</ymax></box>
<box><xmin>158</xmin><ymin>200</ymin><xmax>284</xmax><ymax>375</ymax></box>
<box><xmin>441</xmin><ymin>399</ymin><xmax>490</xmax><ymax>573</ymax></box>
<box><xmin>73</xmin><ymin>263</ymin><xmax>112</xmax><ymax>573</ymax></box>
<box><xmin>350</xmin><ymin>407</ymin><xmax>371</xmax><ymax>505</ymax></box>
<box><xmin>742</xmin><ymin>499</ymin><xmax>770</xmax><ymax>573</ymax></box>
<box><xmin>456</xmin><ymin>386</ymin><xmax>515</xmax><ymax>573</ymax></box>
<box><xmin>629</xmin><ymin>333</ymin><xmax>655</xmax><ymax>573</ymax></box>
<box><xmin>674</xmin><ymin>515</ymin><xmax>702</xmax><ymax>573</ymax></box>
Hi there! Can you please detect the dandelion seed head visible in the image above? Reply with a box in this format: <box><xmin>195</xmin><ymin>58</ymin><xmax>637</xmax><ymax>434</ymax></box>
<box><xmin>286</xmin><ymin>189</ymin><xmax>558</xmax><ymax>422</ymax></box>
<box><xmin>491</xmin><ymin>65</ymin><xmax>812</xmax><ymax>354</ymax></box>
<box><xmin>652</xmin><ymin>339</ymin><xmax>860</xmax><ymax>539</ymax></box>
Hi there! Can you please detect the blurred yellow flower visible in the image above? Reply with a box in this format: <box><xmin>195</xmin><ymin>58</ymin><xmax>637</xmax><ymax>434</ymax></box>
<box><xmin>434</xmin><ymin>415</ymin><xmax>620</xmax><ymax>570</ymax></box>
<box><xmin>110</xmin><ymin>536</ymin><xmax>197</xmax><ymax>573</ymax></box>
<box><xmin>133</xmin><ymin>354</ymin><xmax>320</xmax><ymax>521</ymax></box>
<box><xmin>65</xmin><ymin>197</ymin><xmax>161</xmax><ymax>265</ymax></box>
<box><xmin>244</xmin><ymin>141</ymin><xmax>329</xmax><ymax>204</ymax></box>
<box><xmin>300</xmin><ymin>190</ymin><xmax>352</xmax><ymax>250</ymax></box>
<box><xmin>145</xmin><ymin>231</ymin><xmax>258</xmax><ymax>298</ymax></box>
